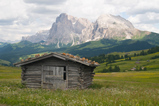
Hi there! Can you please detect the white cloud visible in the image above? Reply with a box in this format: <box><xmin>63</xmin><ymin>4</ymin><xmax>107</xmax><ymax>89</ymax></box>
<box><xmin>128</xmin><ymin>12</ymin><xmax>159</xmax><ymax>33</ymax></box>
<box><xmin>0</xmin><ymin>0</ymin><xmax>159</xmax><ymax>41</ymax></box>
<box><xmin>0</xmin><ymin>0</ymin><xmax>28</xmax><ymax>20</ymax></box>
<box><xmin>128</xmin><ymin>12</ymin><xmax>159</xmax><ymax>24</ymax></box>
<box><xmin>0</xmin><ymin>0</ymin><xmax>62</xmax><ymax>41</ymax></box>
<box><xmin>23</xmin><ymin>0</ymin><xmax>67</xmax><ymax>5</ymax></box>
<box><xmin>62</xmin><ymin>0</ymin><xmax>119</xmax><ymax>22</ymax></box>
<box><xmin>127</xmin><ymin>0</ymin><xmax>159</xmax><ymax>15</ymax></box>
<box><xmin>31</xmin><ymin>6</ymin><xmax>60</xmax><ymax>14</ymax></box>
<box><xmin>133</xmin><ymin>23</ymin><xmax>159</xmax><ymax>33</ymax></box>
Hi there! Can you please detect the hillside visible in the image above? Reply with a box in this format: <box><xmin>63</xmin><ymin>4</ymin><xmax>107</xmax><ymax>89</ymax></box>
<box><xmin>142</xmin><ymin>32</ymin><xmax>159</xmax><ymax>45</ymax></box>
<box><xmin>0</xmin><ymin>42</ymin><xmax>8</xmax><ymax>48</ymax></box>
<box><xmin>64</xmin><ymin>39</ymin><xmax>154</xmax><ymax>57</ymax></box>
<box><xmin>0</xmin><ymin>59</ymin><xmax>10</xmax><ymax>66</ymax></box>
<box><xmin>94</xmin><ymin>50</ymin><xmax>159</xmax><ymax>73</ymax></box>
<box><xmin>0</xmin><ymin>39</ymin><xmax>155</xmax><ymax>65</ymax></box>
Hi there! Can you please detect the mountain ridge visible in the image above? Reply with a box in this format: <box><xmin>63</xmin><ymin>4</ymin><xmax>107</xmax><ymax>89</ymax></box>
<box><xmin>0</xmin><ymin>39</ymin><xmax>155</xmax><ymax>65</ymax></box>
<box><xmin>22</xmin><ymin>13</ymin><xmax>150</xmax><ymax>48</ymax></box>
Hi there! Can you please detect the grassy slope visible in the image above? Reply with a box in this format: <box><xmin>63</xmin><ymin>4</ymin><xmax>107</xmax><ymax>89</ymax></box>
<box><xmin>95</xmin><ymin>52</ymin><xmax>159</xmax><ymax>73</ymax></box>
<box><xmin>142</xmin><ymin>32</ymin><xmax>159</xmax><ymax>46</ymax></box>
<box><xmin>0</xmin><ymin>65</ymin><xmax>159</xmax><ymax>105</ymax></box>
<box><xmin>65</xmin><ymin>39</ymin><xmax>154</xmax><ymax>57</ymax></box>
<box><xmin>0</xmin><ymin>59</ymin><xmax>10</xmax><ymax>66</ymax></box>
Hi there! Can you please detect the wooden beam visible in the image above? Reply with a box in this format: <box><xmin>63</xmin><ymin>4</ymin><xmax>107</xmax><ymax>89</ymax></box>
<box><xmin>52</xmin><ymin>54</ymin><xmax>66</xmax><ymax>60</ymax></box>
<box><xmin>41</xmin><ymin>65</ymin><xmax>43</xmax><ymax>88</ymax></box>
<box><xmin>66</xmin><ymin>65</ymin><xmax>68</xmax><ymax>89</ymax></box>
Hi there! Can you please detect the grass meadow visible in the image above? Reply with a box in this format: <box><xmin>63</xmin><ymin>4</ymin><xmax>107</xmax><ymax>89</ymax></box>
<box><xmin>0</xmin><ymin>65</ymin><xmax>159</xmax><ymax>106</ymax></box>
<box><xmin>95</xmin><ymin>52</ymin><xmax>159</xmax><ymax>73</ymax></box>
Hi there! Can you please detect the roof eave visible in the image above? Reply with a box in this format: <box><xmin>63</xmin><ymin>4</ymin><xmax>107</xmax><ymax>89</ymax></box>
<box><xmin>14</xmin><ymin>52</ymin><xmax>99</xmax><ymax>67</ymax></box>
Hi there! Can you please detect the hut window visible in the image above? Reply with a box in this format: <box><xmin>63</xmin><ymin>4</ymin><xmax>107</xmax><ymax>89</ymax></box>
<box><xmin>44</xmin><ymin>66</ymin><xmax>66</xmax><ymax>80</ymax></box>
<box><xmin>63</xmin><ymin>66</ymin><xmax>66</xmax><ymax>80</ymax></box>
<box><xmin>63</xmin><ymin>72</ymin><xmax>66</xmax><ymax>80</ymax></box>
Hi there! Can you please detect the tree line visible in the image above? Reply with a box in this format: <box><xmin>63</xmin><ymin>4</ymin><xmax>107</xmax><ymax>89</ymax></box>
<box><xmin>102</xmin><ymin>65</ymin><xmax>120</xmax><ymax>72</ymax></box>
<box><xmin>134</xmin><ymin>46</ymin><xmax>159</xmax><ymax>57</ymax></box>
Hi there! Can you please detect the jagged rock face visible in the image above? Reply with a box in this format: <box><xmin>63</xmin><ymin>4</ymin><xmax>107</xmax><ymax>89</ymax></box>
<box><xmin>92</xmin><ymin>14</ymin><xmax>137</xmax><ymax>40</ymax></box>
<box><xmin>22</xmin><ymin>13</ymin><xmax>150</xmax><ymax>47</ymax></box>
<box><xmin>46</xmin><ymin>13</ymin><xmax>93</xmax><ymax>47</ymax></box>
<box><xmin>22</xmin><ymin>30</ymin><xmax>49</xmax><ymax>43</ymax></box>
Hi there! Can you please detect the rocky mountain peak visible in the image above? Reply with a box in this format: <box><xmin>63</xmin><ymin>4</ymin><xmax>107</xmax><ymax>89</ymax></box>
<box><xmin>22</xmin><ymin>30</ymin><xmax>49</xmax><ymax>43</ymax></box>
<box><xmin>22</xmin><ymin>13</ymin><xmax>149</xmax><ymax>48</ymax></box>
<box><xmin>56</xmin><ymin>13</ymin><xmax>69</xmax><ymax>23</ymax></box>
<box><xmin>96</xmin><ymin>14</ymin><xmax>134</xmax><ymax>29</ymax></box>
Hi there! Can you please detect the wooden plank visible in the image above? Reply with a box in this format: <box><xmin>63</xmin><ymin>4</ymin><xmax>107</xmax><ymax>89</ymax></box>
<box><xmin>53</xmin><ymin>54</ymin><xmax>66</xmax><ymax>60</ymax></box>
<box><xmin>26</xmin><ymin>66</ymin><xmax>41</xmax><ymax>70</ymax></box>
<box><xmin>68</xmin><ymin>70</ymin><xmax>78</xmax><ymax>73</ymax></box>
<box><xmin>68</xmin><ymin>79</ymin><xmax>79</xmax><ymax>82</ymax></box>
<box><xmin>26</xmin><ymin>69</ymin><xmax>41</xmax><ymax>71</ymax></box>
<box><xmin>24</xmin><ymin>74</ymin><xmax>41</xmax><ymax>76</ymax></box>
<box><xmin>68</xmin><ymin>67</ymin><xmax>79</xmax><ymax>71</ymax></box>
<box><xmin>25</xmin><ymin>71</ymin><xmax>41</xmax><ymax>74</ymax></box>
<box><xmin>68</xmin><ymin>74</ymin><xmax>79</xmax><ymax>77</ymax></box>
<box><xmin>68</xmin><ymin>73</ymin><xmax>79</xmax><ymax>76</ymax></box>
<box><xmin>45</xmin><ymin>75</ymin><xmax>62</xmax><ymax>78</ymax></box>
<box><xmin>68</xmin><ymin>71</ymin><xmax>78</xmax><ymax>74</ymax></box>
<box><xmin>24</xmin><ymin>76</ymin><xmax>41</xmax><ymax>78</ymax></box>
<box><xmin>41</xmin><ymin>65</ymin><xmax>43</xmax><ymax>88</ymax></box>
<box><xmin>68</xmin><ymin>77</ymin><xmax>79</xmax><ymax>81</ymax></box>
<box><xmin>68</xmin><ymin>80</ymin><xmax>79</xmax><ymax>83</ymax></box>
<box><xmin>66</xmin><ymin>65</ymin><xmax>68</xmax><ymax>88</ymax></box>
<box><xmin>45</xmin><ymin>77</ymin><xmax>62</xmax><ymax>80</ymax></box>
<box><xmin>43</xmin><ymin>82</ymin><xmax>53</xmax><ymax>85</ymax></box>
<box><xmin>68</xmin><ymin>82</ymin><xmax>79</xmax><ymax>85</ymax></box>
<box><xmin>42</xmin><ymin>63</ymin><xmax>66</xmax><ymax>66</ymax></box>
<box><xmin>25</xmin><ymin>78</ymin><xmax>41</xmax><ymax>80</ymax></box>
<box><xmin>22</xmin><ymin>80</ymin><xmax>41</xmax><ymax>83</ymax></box>
<box><xmin>25</xmin><ymin>82</ymin><xmax>41</xmax><ymax>84</ymax></box>
<box><xmin>25</xmin><ymin>83</ymin><xmax>41</xmax><ymax>86</ymax></box>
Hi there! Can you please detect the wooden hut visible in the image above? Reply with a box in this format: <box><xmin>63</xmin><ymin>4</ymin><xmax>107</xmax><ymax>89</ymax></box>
<box><xmin>14</xmin><ymin>52</ymin><xmax>99</xmax><ymax>89</ymax></box>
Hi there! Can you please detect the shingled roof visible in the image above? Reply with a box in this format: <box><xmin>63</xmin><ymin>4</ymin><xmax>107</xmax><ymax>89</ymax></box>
<box><xmin>14</xmin><ymin>52</ymin><xmax>99</xmax><ymax>67</ymax></box>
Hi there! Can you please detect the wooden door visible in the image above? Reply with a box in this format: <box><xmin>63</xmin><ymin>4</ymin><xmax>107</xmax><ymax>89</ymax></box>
<box><xmin>42</xmin><ymin>66</ymin><xmax>66</xmax><ymax>89</ymax></box>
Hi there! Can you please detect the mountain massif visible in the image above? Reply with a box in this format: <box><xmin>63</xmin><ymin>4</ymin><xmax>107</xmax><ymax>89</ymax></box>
<box><xmin>22</xmin><ymin>13</ymin><xmax>150</xmax><ymax>48</ymax></box>
<box><xmin>0</xmin><ymin>13</ymin><xmax>159</xmax><ymax>65</ymax></box>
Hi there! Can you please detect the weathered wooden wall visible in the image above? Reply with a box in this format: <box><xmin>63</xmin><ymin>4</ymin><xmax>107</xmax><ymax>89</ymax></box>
<box><xmin>21</xmin><ymin>56</ymin><xmax>95</xmax><ymax>89</ymax></box>
<box><xmin>80</xmin><ymin>66</ymin><xmax>95</xmax><ymax>89</ymax></box>
<box><xmin>21</xmin><ymin>65</ymin><xmax>41</xmax><ymax>88</ymax></box>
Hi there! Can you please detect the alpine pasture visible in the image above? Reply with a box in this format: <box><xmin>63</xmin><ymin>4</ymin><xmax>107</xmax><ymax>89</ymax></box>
<box><xmin>0</xmin><ymin>65</ymin><xmax>159</xmax><ymax>105</ymax></box>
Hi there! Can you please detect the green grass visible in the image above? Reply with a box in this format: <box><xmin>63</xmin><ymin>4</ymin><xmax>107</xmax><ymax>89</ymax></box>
<box><xmin>0</xmin><ymin>66</ymin><xmax>21</xmax><ymax>79</ymax></box>
<box><xmin>95</xmin><ymin>52</ymin><xmax>159</xmax><ymax>72</ymax></box>
<box><xmin>0</xmin><ymin>66</ymin><xmax>159</xmax><ymax>105</ymax></box>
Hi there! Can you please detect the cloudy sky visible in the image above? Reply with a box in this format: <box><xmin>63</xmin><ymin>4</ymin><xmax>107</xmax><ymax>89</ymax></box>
<box><xmin>0</xmin><ymin>0</ymin><xmax>159</xmax><ymax>42</ymax></box>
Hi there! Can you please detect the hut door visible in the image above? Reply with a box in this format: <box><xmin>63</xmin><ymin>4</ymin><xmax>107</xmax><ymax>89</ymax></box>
<box><xmin>42</xmin><ymin>66</ymin><xmax>66</xmax><ymax>89</ymax></box>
